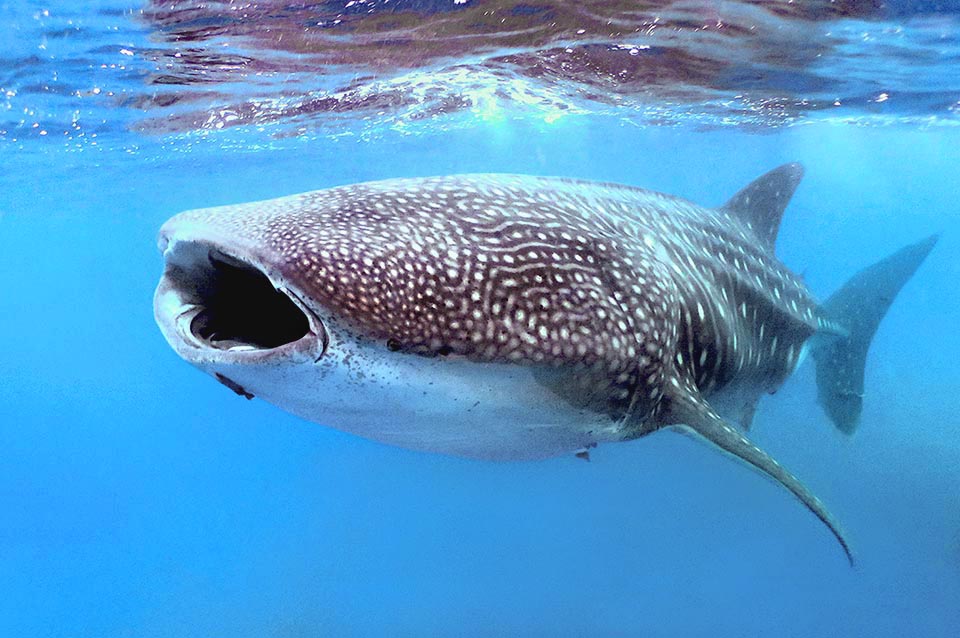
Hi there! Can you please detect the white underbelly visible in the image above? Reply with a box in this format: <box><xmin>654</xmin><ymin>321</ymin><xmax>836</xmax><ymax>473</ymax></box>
<box><xmin>198</xmin><ymin>352</ymin><xmax>622</xmax><ymax>461</ymax></box>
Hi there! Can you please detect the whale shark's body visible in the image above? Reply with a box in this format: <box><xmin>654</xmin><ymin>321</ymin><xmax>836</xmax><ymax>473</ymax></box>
<box><xmin>154</xmin><ymin>164</ymin><xmax>936</xmax><ymax>563</ymax></box>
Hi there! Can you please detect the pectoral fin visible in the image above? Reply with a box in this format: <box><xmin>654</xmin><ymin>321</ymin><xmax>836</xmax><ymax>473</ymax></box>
<box><xmin>662</xmin><ymin>377</ymin><xmax>853</xmax><ymax>565</ymax></box>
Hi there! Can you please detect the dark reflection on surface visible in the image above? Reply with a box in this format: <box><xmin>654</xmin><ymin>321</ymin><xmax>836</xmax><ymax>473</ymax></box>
<box><xmin>129</xmin><ymin>1</ymin><xmax>904</xmax><ymax>133</ymax></box>
<box><xmin>7</xmin><ymin>0</ymin><xmax>953</xmax><ymax>140</ymax></box>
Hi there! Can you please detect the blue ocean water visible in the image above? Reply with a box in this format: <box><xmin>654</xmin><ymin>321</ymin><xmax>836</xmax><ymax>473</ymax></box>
<box><xmin>2</xmin><ymin>2</ymin><xmax>959</xmax><ymax>636</ymax></box>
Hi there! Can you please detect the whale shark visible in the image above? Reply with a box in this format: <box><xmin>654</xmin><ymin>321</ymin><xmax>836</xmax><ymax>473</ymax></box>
<box><xmin>154</xmin><ymin>164</ymin><xmax>936</xmax><ymax>564</ymax></box>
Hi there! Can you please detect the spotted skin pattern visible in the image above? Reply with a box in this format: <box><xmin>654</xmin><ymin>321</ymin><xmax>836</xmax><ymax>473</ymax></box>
<box><xmin>158</xmin><ymin>166</ymin><xmax>876</xmax><ymax>563</ymax></box>
<box><xmin>173</xmin><ymin>174</ymin><xmax>817</xmax><ymax>423</ymax></box>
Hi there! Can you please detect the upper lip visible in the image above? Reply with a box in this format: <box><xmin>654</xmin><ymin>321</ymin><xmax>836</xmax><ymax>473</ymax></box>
<box><xmin>154</xmin><ymin>228</ymin><xmax>328</xmax><ymax>363</ymax></box>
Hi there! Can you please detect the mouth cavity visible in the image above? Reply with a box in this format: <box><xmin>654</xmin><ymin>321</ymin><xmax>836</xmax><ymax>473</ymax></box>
<box><xmin>162</xmin><ymin>241</ymin><xmax>317</xmax><ymax>352</ymax></box>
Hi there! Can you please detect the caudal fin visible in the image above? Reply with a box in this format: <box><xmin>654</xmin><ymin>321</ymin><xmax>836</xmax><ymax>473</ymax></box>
<box><xmin>812</xmin><ymin>235</ymin><xmax>938</xmax><ymax>434</ymax></box>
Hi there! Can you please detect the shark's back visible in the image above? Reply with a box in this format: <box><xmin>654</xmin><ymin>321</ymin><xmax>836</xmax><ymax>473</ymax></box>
<box><xmin>358</xmin><ymin>173</ymin><xmax>823</xmax><ymax>405</ymax></box>
<box><xmin>360</xmin><ymin>171</ymin><xmax>824</xmax><ymax>427</ymax></box>
<box><xmin>256</xmin><ymin>171</ymin><xmax>822</xmax><ymax>413</ymax></box>
<box><xmin>601</xmin><ymin>177</ymin><xmax>823</xmax><ymax>422</ymax></box>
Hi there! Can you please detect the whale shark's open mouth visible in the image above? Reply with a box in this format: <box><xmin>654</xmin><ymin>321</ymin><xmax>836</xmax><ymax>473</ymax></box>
<box><xmin>155</xmin><ymin>238</ymin><xmax>325</xmax><ymax>357</ymax></box>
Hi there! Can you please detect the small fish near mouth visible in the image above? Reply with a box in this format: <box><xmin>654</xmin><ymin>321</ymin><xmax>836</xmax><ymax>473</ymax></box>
<box><xmin>215</xmin><ymin>373</ymin><xmax>255</xmax><ymax>400</ymax></box>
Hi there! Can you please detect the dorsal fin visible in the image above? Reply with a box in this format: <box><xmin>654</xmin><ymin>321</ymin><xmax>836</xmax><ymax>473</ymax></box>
<box><xmin>721</xmin><ymin>163</ymin><xmax>805</xmax><ymax>251</ymax></box>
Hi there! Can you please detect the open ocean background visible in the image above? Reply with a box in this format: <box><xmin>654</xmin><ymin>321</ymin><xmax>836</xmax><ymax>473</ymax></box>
<box><xmin>1</xmin><ymin>1</ymin><xmax>959</xmax><ymax>636</ymax></box>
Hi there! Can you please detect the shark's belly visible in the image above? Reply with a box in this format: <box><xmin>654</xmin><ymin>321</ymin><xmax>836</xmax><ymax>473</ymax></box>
<box><xmin>200</xmin><ymin>353</ymin><xmax>622</xmax><ymax>461</ymax></box>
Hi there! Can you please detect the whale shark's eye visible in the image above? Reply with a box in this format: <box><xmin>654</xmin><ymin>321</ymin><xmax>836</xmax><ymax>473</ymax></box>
<box><xmin>386</xmin><ymin>338</ymin><xmax>402</xmax><ymax>352</ymax></box>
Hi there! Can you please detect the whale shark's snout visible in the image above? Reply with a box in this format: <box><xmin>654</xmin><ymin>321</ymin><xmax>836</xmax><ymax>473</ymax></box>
<box><xmin>154</xmin><ymin>222</ymin><xmax>328</xmax><ymax>369</ymax></box>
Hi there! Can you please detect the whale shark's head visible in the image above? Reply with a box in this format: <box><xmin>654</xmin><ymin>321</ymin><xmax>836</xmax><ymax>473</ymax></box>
<box><xmin>154</xmin><ymin>176</ymin><xmax>673</xmax><ymax>460</ymax></box>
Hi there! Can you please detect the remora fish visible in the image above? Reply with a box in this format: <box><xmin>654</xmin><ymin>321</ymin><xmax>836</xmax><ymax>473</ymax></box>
<box><xmin>154</xmin><ymin>164</ymin><xmax>936</xmax><ymax>563</ymax></box>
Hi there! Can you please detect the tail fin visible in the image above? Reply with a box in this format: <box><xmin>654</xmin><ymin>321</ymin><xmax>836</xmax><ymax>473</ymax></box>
<box><xmin>812</xmin><ymin>235</ymin><xmax>938</xmax><ymax>434</ymax></box>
